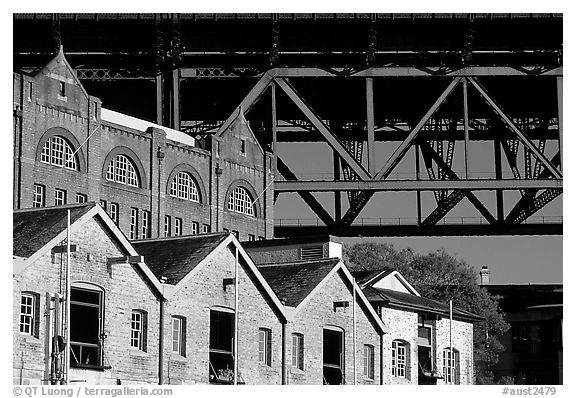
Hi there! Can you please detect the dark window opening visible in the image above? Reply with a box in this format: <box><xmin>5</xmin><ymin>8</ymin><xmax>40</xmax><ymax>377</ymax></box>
<box><xmin>70</xmin><ymin>286</ymin><xmax>103</xmax><ymax>368</ymax></box>
<box><xmin>209</xmin><ymin>310</ymin><xmax>235</xmax><ymax>384</ymax></box>
<box><xmin>59</xmin><ymin>81</ymin><xmax>66</xmax><ymax>97</ymax></box>
<box><xmin>323</xmin><ymin>328</ymin><xmax>344</xmax><ymax>385</ymax></box>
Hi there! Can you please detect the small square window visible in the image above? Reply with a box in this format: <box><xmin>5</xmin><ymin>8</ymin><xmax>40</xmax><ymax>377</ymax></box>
<box><xmin>202</xmin><ymin>224</ymin><xmax>210</xmax><ymax>234</ymax></box>
<box><xmin>99</xmin><ymin>200</ymin><xmax>107</xmax><ymax>211</ymax></box>
<box><xmin>191</xmin><ymin>221</ymin><xmax>199</xmax><ymax>235</ymax></box>
<box><xmin>76</xmin><ymin>193</ymin><xmax>87</xmax><ymax>203</ymax></box>
<box><xmin>248</xmin><ymin>234</ymin><xmax>255</xmax><ymax>242</ymax></box>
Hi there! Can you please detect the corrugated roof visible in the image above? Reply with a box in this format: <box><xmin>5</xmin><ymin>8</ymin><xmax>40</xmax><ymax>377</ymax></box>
<box><xmin>131</xmin><ymin>233</ymin><xmax>229</xmax><ymax>285</ymax></box>
<box><xmin>257</xmin><ymin>258</ymin><xmax>340</xmax><ymax>307</ymax></box>
<box><xmin>13</xmin><ymin>204</ymin><xmax>95</xmax><ymax>258</ymax></box>
<box><xmin>365</xmin><ymin>286</ymin><xmax>483</xmax><ymax>322</ymax></box>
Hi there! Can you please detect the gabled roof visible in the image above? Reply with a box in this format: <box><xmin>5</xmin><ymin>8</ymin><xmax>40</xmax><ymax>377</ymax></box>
<box><xmin>258</xmin><ymin>258</ymin><xmax>340</xmax><ymax>307</ymax></box>
<box><xmin>132</xmin><ymin>233</ymin><xmax>287</xmax><ymax>321</ymax></box>
<box><xmin>13</xmin><ymin>203</ymin><xmax>164</xmax><ymax>296</ymax></box>
<box><xmin>14</xmin><ymin>204</ymin><xmax>93</xmax><ymax>258</ymax></box>
<box><xmin>36</xmin><ymin>46</ymin><xmax>89</xmax><ymax>99</ymax></box>
<box><xmin>364</xmin><ymin>286</ymin><xmax>483</xmax><ymax>323</ymax></box>
<box><xmin>351</xmin><ymin>268</ymin><xmax>420</xmax><ymax>296</ymax></box>
<box><xmin>258</xmin><ymin>258</ymin><xmax>388</xmax><ymax>335</ymax></box>
<box><xmin>132</xmin><ymin>233</ymin><xmax>229</xmax><ymax>285</ymax></box>
<box><xmin>217</xmin><ymin>107</ymin><xmax>264</xmax><ymax>155</ymax></box>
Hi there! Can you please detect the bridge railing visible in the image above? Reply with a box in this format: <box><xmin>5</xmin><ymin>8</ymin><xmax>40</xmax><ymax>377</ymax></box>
<box><xmin>275</xmin><ymin>171</ymin><xmax>528</xmax><ymax>181</ymax></box>
<box><xmin>274</xmin><ymin>215</ymin><xmax>563</xmax><ymax>227</ymax></box>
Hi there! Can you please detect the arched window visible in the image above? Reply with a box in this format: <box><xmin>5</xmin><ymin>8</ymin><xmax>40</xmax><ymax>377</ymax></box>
<box><xmin>443</xmin><ymin>348</ymin><xmax>460</xmax><ymax>384</ymax></box>
<box><xmin>40</xmin><ymin>135</ymin><xmax>78</xmax><ymax>170</ymax></box>
<box><xmin>392</xmin><ymin>340</ymin><xmax>409</xmax><ymax>378</ymax></box>
<box><xmin>170</xmin><ymin>172</ymin><xmax>200</xmax><ymax>202</ymax></box>
<box><xmin>228</xmin><ymin>187</ymin><xmax>254</xmax><ymax>216</ymax></box>
<box><xmin>106</xmin><ymin>154</ymin><xmax>140</xmax><ymax>187</ymax></box>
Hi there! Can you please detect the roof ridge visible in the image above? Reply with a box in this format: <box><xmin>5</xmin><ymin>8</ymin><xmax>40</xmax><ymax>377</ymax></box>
<box><xmin>132</xmin><ymin>231</ymin><xmax>229</xmax><ymax>244</ymax></box>
<box><xmin>257</xmin><ymin>257</ymin><xmax>341</xmax><ymax>268</ymax></box>
<box><xmin>13</xmin><ymin>202</ymin><xmax>97</xmax><ymax>214</ymax></box>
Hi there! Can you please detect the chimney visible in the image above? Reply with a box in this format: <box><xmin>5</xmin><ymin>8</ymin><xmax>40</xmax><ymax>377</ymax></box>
<box><xmin>480</xmin><ymin>265</ymin><xmax>490</xmax><ymax>285</ymax></box>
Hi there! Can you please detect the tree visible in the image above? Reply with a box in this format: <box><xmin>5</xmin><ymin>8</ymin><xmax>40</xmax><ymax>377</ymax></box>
<box><xmin>344</xmin><ymin>242</ymin><xmax>509</xmax><ymax>384</ymax></box>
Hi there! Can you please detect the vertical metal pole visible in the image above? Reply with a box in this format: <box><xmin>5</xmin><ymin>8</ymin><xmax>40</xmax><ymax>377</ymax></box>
<box><xmin>65</xmin><ymin>210</ymin><xmax>71</xmax><ymax>384</ymax></box>
<box><xmin>557</xmin><ymin>76</ymin><xmax>563</xmax><ymax>171</ymax></box>
<box><xmin>352</xmin><ymin>277</ymin><xmax>357</xmax><ymax>385</ymax></box>
<box><xmin>415</xmin><ymin>145</ymin><xmax>422</xmax><ymax>225</ymax></box>
<box><xmin>449</xmin><ymin>300</ymin><xmax>453</xmax><ymax>385</ymax></box>
<box><xmin>463</xmin><ymin>79</ymin><xmax>471</xmax><ymax>179</ymax></box>
<box><xmin>156</xmin><ymin>74</ymin><xmax>163</xmax><ymax>125</ymax></box>
<box><xmin>494</xmin><ymin>139</ymin><xmax>504</xmax><ymax>221</ymax></box>
<box><xmin>334</xmin><ymin>150</ymin><xmax>342</xmax><ymax>222</ymax></box>
<box><xmin>172</xmin><ymin>69</ymin><xmax>180</xmax><ymax>130</ymax></box>
<box><xmin>366</xmin><ymin>78</ymin><xmax>375</xmax><ymax>174</ymax></box>
<box><xmin>271</xmin><ymin>82</ymin><xmax>278</xmax><ymax>178</ymax></box>
<box><xmin>233</xmin><ymin>246</ymin><xmax>239</xmax><ymax>385</ymax></box>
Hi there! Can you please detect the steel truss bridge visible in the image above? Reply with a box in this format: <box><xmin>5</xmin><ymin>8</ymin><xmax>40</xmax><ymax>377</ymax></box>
<box><xmin>14</xmin><ymin>13</ymin><xmax>563</xmax><ymax>237</ymax></box>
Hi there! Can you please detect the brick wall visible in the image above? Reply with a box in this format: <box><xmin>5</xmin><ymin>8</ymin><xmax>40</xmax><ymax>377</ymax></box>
<box><xmin>380</xmin><ymin>307</ymin><xmax>418</xmax><ymax>384</ymax></box>
<box><xmin>13</xmin><ymin>216</ymin><xmax>161</xmax><ymax>384</ymax></box>
<box><xmin>286</xmin><ymin>269</ymin><xmax>382</xmax><ymax>385</ymax></box>
<box><xmin>13</xmin><ymin>57</ymin><xmax>274</xmax><ymax>242</ymax></box>
<box><xmin>161</xmin><ymin>245</ymin><xmax>283</xmax><ymax>384</ymax></box>
<box><xmin>435</xmin><ymin>318</ymin><xmax>474</xmax><ymax>385</ymax></box>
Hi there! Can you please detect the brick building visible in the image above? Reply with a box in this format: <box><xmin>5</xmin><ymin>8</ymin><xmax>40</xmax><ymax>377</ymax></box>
<box><xmin>132</xmin><ymin>233</ymin><xmax>286</xmax><ymax>385</ymax></box>
<box><xmin>13</xmin><ymin>203</ymin><xmax>164</xmax><ymax>384</ymax></box>
<box><xmin>258</xmin><ymin>258</ymin><xmax>387</xmax><ymax>385</ymax></box>
<box><xmin>244</xmin><ymin>236</ymin><xmax>479</xmax><ymax>385</ymax></box>
<box><xmin>13</xmin><ymin>47</ymin><xmax>274</xmax><ymax>242</ymax></box>
<box><xmin>357</xmin><ymin>269</ymin><xmax>480</xmax><ymax>385</ymax></box>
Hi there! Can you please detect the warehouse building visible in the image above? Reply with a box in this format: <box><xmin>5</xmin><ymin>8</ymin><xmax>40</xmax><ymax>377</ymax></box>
<box><xmin>13</xmin><ymin>47</ymin><xmax>275</xmax><ymax>242</ymax></box>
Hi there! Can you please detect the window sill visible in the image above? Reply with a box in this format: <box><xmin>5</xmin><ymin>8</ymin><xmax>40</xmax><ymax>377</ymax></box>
<box><xmin>20</xmin><ymin>334</ymin><xmax>40</xmax><ymax>344</ymax></box>
<box><xmin>129</xmin><ymin>348</ymin><xmax>149</xmax><ymax>357</ymax></box>
<box><xmin>290</xmin><ymin>368</ymin><xmax>305</xmax><ymax>375</ymax></box>
<box><xmin>71</xmin><ymin>364</ymin><xmax>111</xmax><ymax>372</ymax></box>
<box><xmin>170</xmin><ymin>354</ymin><xmax>187</xmax><ymax>362</ymax></box>
<box><xmin>57</xmin><ymin>95</ymin><xmax>67</xmax><ymax>102</ymax></box>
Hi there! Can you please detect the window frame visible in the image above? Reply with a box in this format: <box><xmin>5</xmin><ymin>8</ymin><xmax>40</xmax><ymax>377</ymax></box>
<box><xmin>40</xmin><ymin>135</ymin><xmax>78</xmax><ymax>170</ymax></box>
<box><xmin>110</xmin><ymin>203</ymin><xmax>119</xmax><ymax>225</ymax></box>
<box><xmin>70</xmin><ymin>284</ymin><xmax>104</xmax><ymax>368</ymax></box>
<box><xmin>33</xmin><ymin>184</ymin><xmax>45</xmax><ymax>208</ymax></box>
<box><xmin>174</xmin><ymin>218</ymin><xmax>182</xmax><ymax>236</ymax></box>
<box><xmin>106</xmin><ymin>154</ymin><xmax>140</xmax><ymax>188</ymax></box>
<box><xmin>76</xmin><ymin>193</ymin><xmax>87</xmax><ymax>203</ymax></box>
<box><xmin>169</xmin><ymin>171</ymin><xmax>200</xmax><ymax>203</ymax></box>
<box><xmin>130</xmin><ymin>310</ymin><xmax>147</xmax><ymax>352</ymax></box>
<box><xmin>443</xmin><ymin>348</ymin><xmax>460</xmax><ymax>385</ymax></box>
<box><xmin>191</xmin><ymin>221</ymin><xmax>199</xmax><ymax>235</ymax></box>
<box><xmin>392</xmin><ymin>340</ymin><xmax>408</xmax><ymax>378</ymax></box>
<box><xmin>171</xmin><ymin>315</ymin><xmax>186</xmax><ymax>357</ymax></box>
<box><xmin>258</xmin><ymin>328</ymin><xmax>272</xmax><ymax>366</ymax></box>
<box><xmin>227</xmin><ymin>186</ymin><xmax>255</xmax><ymax>216</ymax></box>
<box><xmin>130</xmin><ymin>208</ymin><xmax>138</xmax><ymax>240</ymax></box>
<box><xmin>363</xmin><ymin>344</ymin><xmax>375</xmax><ymax>380</ymax></box>
<box><xmin>164</xmin><ymin>215</ymin><xmax>171</xmax><ymax>237</ymax></box>
<box><xmin>19</xmin><ymin>293</ymin><xmax>38</xmax><ymax>337</ymax></box>
<box><xmin>141</xmin><ymin>210</ymin><xmax>151</xmax><ymax>239</ymax></box>
<box><xmin>54</xmin><ymin>188</ymin><xmax>67</xmax><ymax>206</ymax></box>
<box><xmin>291</xmin><ymin>333</ymin><xmax>304</xmax><ymax>370</ymax></box>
